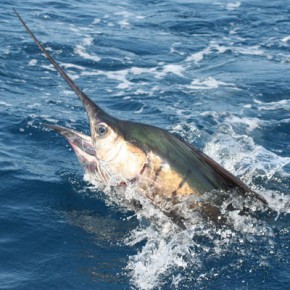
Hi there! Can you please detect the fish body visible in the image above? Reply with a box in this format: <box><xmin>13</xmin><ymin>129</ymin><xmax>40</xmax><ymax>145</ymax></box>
<box><xmin>15</xmin><ymin>10</ymin><xmax>266</xmax><ymax>227</ymax></box>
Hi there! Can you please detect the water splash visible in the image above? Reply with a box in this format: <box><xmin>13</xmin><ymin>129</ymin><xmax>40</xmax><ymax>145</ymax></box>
<box><xmin>84</xmin><ymin>165</ymin><xmax>289</xmax><ymax>290</ymax></box>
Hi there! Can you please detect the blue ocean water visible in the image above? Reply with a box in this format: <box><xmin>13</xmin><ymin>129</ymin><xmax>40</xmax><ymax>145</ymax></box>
<box><xmin>1</xmin><ymin>0</ymin><xmax>290</xmax><ymax>289</ymax></box>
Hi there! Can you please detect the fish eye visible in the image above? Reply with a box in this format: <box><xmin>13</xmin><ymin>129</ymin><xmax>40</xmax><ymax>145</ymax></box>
<box><xmin>96</xmin><ymin>124</ymin><xmax>108</xmax><ymax>136</ymax></box>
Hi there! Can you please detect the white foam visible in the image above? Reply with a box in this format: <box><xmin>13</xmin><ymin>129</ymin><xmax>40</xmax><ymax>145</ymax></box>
<box><xmin>186</xmin><ymin>47</ymin><xmax>211</xmax><ymax>63</ymax></box>
<box><xmin>225</xmin><ymin>115</ymin><xmax>262</xmax><ymax>133</ymax></box>
<box><xmin>170</xmin><ymin>42</ymin><xmax>185</xmax><ymax>55</ymax></box>
<box><xmin>28</xmin><ymin>59</ymin><xmax>37</xmax><ymax>66</ymax></box>
<box><xmin>114</xmin><ymin>11</ymin><xmax>135</xmax><ymax>29</ymax></box>
<box><xmin>187</xmin><ymin>77</ymin><xmax>237</xmax><ymax>90</ymax></box>
<box><xmin>130</xmin><ymin>64</ymin><xmax>184</xmax><ymax>79</ymax></box>
<box><xmin>92</xmin><ymin>18</ymin><xmax>101</xmax><ymax>25</ymax></box>
<box><xmin>134</xmin><ymin>89</ymin><xmax>149</xmax><ymax>95</ymax></box>
<box><xmin>204</xmin><ymin>124</ymin><xmax>290</xmax><ymax>184</ymax></box>
<box><xmin>41</xmin><ymin>64</ymin><xmax>55</xmax><ymax>71</ymax></box>
<box><xmin>226</xmin><ymin>2</ymin><xmax>241</xmax><ymax>11</ymax></box>
<box><xmin>126</xmin><ymin>227</ymin><xmax>190</xmax><ymax>289</ymax></box>
<box><xmin>107</xmin><ymin>70</ymin><xmax>131</xmax><ymax>89</ymax></box>
<box><xmin>130</xmin><ymin>67</ymin><xmax>156</xmax><ymax>75</ymax></box>
<box><xmin>155</xmin><ymin>64</ymin><xmax>186</xmax><ymax>79</ymax></box>
<box><xmin>254</xmin><ymin>99</ymin><xmax>290</xmax><ymax>111</ymax></box>
<box><xmin>74</xmin><ymin>36</ymin><xmax>101</xmax><ymax>63</ymax></box>
<box><xmin>60</xmin><ymin>62</ymin><xmax>86</xmax><ymax>70</ymax></box>
<box><xmin>2</xmin><ymin>47</ymin><xmax>10</xmax><ymax>55</ymax></box>
<box><xmin>74</xmin><ymin>45</ymin><xmax>101</xmax><ymax>62</ymax></box>
<box><xmin>133</xmin><ymin>105</ymin><xmax>145</xmax><ymax>114</ymax></box>
<box><xmin>262</xmin><ymin>191</ymin><xmax>290</xmax><ymax>215</ymax></box>
<box><xmin>186</xmin><ymin>42</ymin><xmax>231</xmax><ymax>64</ymax></box>
<box><xmin>79</xmin><ymin>64</ymin><xmax>186</xmax><ymax>90</ymax></box>
<box><xmin>186</xmin><ymin>43</ymin><xmax>265</xmax><ymax>64</ymax></box>
<box><xmin>83</xmin><ymin>36</ymin><xmax>93</xmax><ymax>46</ymax></box>
<box><xmin>236</xmin><ymin>45</ymin><xmax>265</xmax><ymax>56</ymax></box>
<box><xmin>81</xmin><ymin>68</ymin><xmax>130</xmax><ymax>89</ymax></box>
<box><xmin>282</xmin><ymin>36</ymin><xmax>290</xmax><ymax>43</ymax></box>
<box><xmin>81</xmin><ymin>69</ymin><xmax>131</xmax><ymax>89</ymax></box>
<box><xmin>122</xmin><ymin>199</ymin><xmax>278</xmax><ymax>290</ymax></box>
<box><xmin>114</xmin><ymin>11</ymin><xmax>132</xmax><ymax>17</ymax></box>
<box><xmin>118</xmin><ymin>19</ymin><xmax>130</xmax><ymax>29</ymax></box>
<box><xmin>0</xmin><ymin>100</ymin><xmax>12</xmax><ymax>107</ymax></box>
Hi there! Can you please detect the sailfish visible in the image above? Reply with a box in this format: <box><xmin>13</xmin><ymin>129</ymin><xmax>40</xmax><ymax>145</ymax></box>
<box><xmin>14</xmin><ymin>10</ymin><xmax>266</xmax><ymax>229</ymax></box>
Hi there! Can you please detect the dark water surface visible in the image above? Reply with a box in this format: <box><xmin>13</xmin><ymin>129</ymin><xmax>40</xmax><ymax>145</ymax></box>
<box><xmin>1</xmin><ymin>1</ymin><xmax>290</xmax><ymax>289</ymax></box>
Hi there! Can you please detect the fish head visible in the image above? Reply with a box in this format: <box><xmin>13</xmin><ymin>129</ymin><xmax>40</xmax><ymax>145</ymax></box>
<box><xmin>84</xmin><ymin>97</ymin><xmax>147</xmax><ymax>179</ymax></box>
<box><xmin>48</xmin><ymin>100</ymin><xmax>147</xmax><ymax>184</ymax></box>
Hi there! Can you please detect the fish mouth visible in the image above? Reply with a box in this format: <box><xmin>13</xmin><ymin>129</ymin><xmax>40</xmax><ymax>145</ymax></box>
<box><xmin>46</xmin><ymin>124</ymin><xmax>100</xmax><ymax>175</ymax></box>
